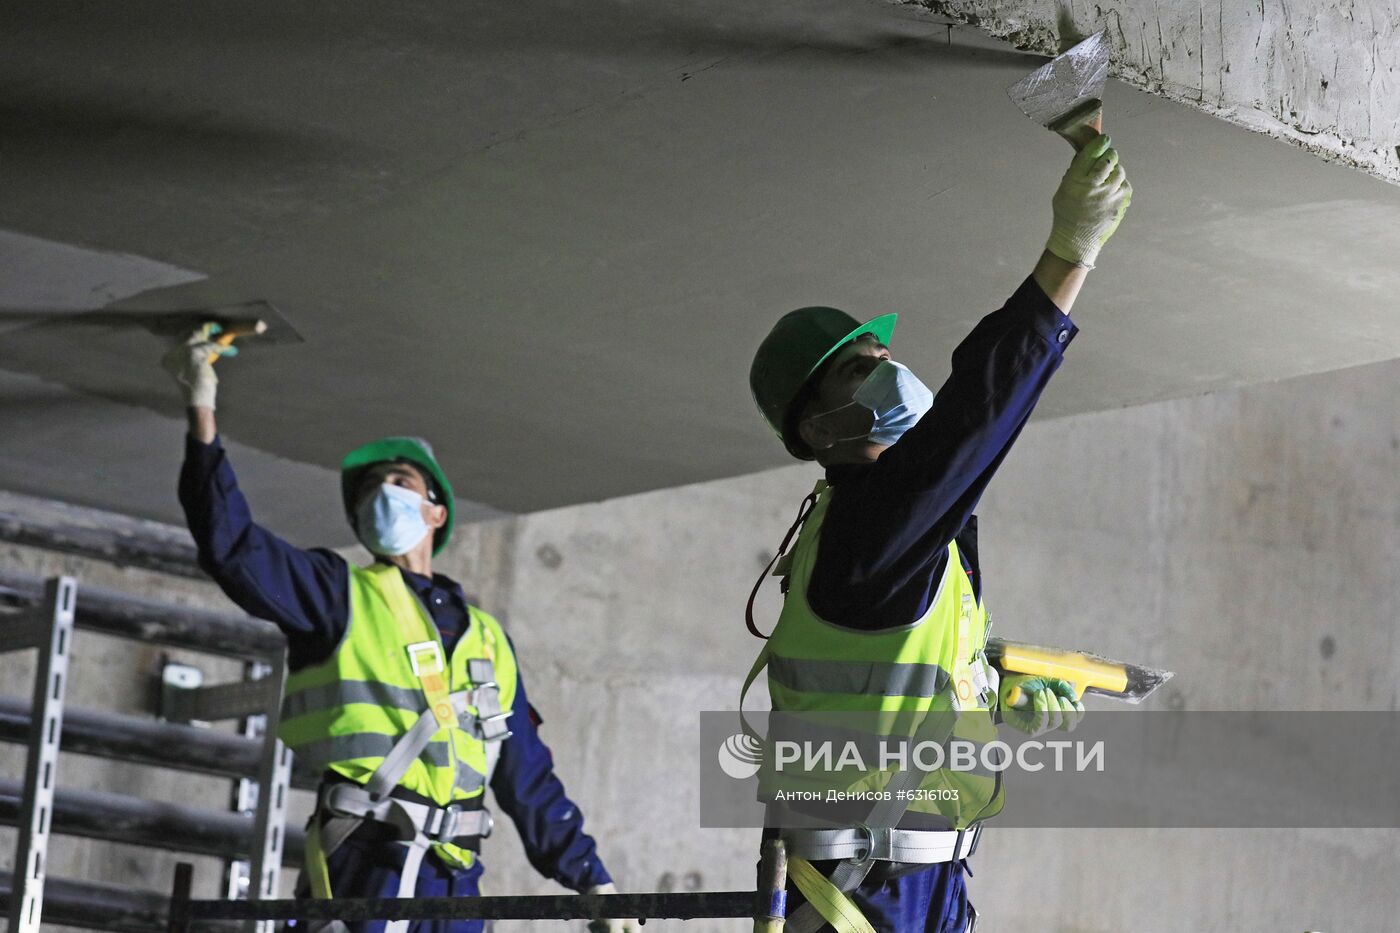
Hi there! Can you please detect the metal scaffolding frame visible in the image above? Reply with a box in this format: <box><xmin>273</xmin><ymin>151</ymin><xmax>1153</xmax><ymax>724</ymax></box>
<box><xmin>0</xmin><ymin>569</ymin><xmax>299</xmax><ymax>932</ymax></box>
<box><xmin>0</xmin><ymin>564</ymin><xmax>794</xmax><ymax>933</ymax></box>
<box><xmin>2</xmin><ymin>576</ymin><xmax>75</xmax><ymax>933</ymax></box>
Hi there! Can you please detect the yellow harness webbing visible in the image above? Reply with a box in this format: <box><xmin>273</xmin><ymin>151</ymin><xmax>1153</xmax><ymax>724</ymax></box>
<box><xmin>788</xmin><ymin>857</ymin><xmax>878</xmax><ymax>933</ymax></box>
<box><xmin>304</xmin><ymin>819</ymin><xmax>336</xmax><ymax>899</ymax></box>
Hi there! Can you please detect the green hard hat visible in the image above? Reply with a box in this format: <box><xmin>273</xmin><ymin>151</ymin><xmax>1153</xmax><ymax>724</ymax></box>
<box><xmin>341</xmin><ymin>436</ymin><xmax>456</xmax><ymax>555</ymax></box>
<box><xmin>750</xmin><ymin>307</ymin><xmax>898</xmax><ymax>459</ymax></box>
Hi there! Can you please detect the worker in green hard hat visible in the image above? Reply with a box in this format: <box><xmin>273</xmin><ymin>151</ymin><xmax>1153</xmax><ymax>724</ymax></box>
<box><xmin>162</xmin><ymin>341</ymin><xmax>637</xmax><ymax>933</ymax></box>
<box><xmin>742</xmin><ymin>134</ymin><xmax>1131</xmax><ymax>933</ymax></box>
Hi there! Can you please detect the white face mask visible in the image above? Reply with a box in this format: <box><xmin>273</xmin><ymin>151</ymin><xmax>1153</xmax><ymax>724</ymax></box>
<box><xmin>809</xmin><ymin>360</ymin><xmax>934</xmax><ymax>446</ymax></box>
<box><xmin>355</xmin><ymin>483</ymin><xmax>431</xmax><ymax>556</ymax></box>
<box><xmin>852</xmin><ymin>360</ymin><xmax>934</xmax><ymax>444</ymax></box>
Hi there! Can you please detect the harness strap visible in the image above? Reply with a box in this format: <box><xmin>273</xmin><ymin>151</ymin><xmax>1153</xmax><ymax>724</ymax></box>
<box><xmin>321</xmin><ymin>782</ymin><xmax>494</xmax><ymax>841</ymax></box>
<box><xmin>462</xmin><ymin>661</ymin><xmax>514</xmax><ymax>742</ymax></box>
<box><xmin>386</xmin><ymin>836</ymin><xmax>433</xmax><ymax>933</ymax></box>
<box><xmin>302</xmin><ymin>774</ymin><xmax>496</xmax><ymax>900</ymax></box>
<box><xmin>305</xmin><ymin>671</ymin><xmax>511</xmax><ymax>893</ymax></box>
<box><xmin>739</xmin><ymin>642</ymin><xmax>772</xmax><ymax>741</ymax></box>
<box><xmin>363</xmin><ymin>700</ymin><xmax>446</xmax><ymax>800</ymax></box>
<box><xmin>787</xmin><ymin>857</ymin><xmax>876</xmax><ymax>933</ymax></box>
<box><xmin>765</xmin><ymin>693</ymin><xmax>962</xmax><ymax>933</ymax></box>
<box><xmin>783</xmin><ymin>826</ymin><xmax>980</xmax><ymax>864</ymax></box>
<box><xmin>303</xmin><ymin>818</ymin><xmax>335</xmax><ymax>900</ymax></box>
<box><xmin>361</xmin><ymin>677</ymin><xmax>507</xmax><ymax>801</ymax></box>
<box><xmin>747</xmin><ymin>482</ymin><xmax>824</xmax><ymax>639</ymax></box>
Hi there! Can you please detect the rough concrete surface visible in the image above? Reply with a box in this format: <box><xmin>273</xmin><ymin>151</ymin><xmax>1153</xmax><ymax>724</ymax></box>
<box><xmin>0</xmin><ymin>368</ymin><xmax>463</xmax><ymax>546</ymax></box>
<box><xmin>919</xmin><ymin>0</ymin><xmax>1400</xmax><ymax>185</ymax></box>
<box><xmin>0</xmin><ymin>229</ymin><xmax>203</xmax><ymax>315</ymax></box>
<box><xmin>3</xmin><ymin>0</ymin><xmax>1400</xmax><ymax>523</ymax></box>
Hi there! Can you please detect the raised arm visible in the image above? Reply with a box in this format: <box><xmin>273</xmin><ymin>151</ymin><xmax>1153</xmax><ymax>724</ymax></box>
<box><xmin>809</xmin><ymin>135</ymin><xmax>1131</xmax><ymax>625</ymax></box>
<box><xmin>810</xmin><ymin>274</ymin><xmax>1076</xmax><ymax>626</ymax></box>
<box><xmin>1031</xmin><ymin>249</ymin><xmax>1089</xmax><ymax>314</ymax></box>
<box><xmin>1034</xmin><ymin>132</ymin><xmax>1132</xmax><ymax>312</ymax></box>
<box><xmin>164</xmin><ymin>333</ymin><xmax>350</xmax><ymax>668</ymax></box>
<box><xmin>188</xmin><ymin>404</ymin><xmax>217</xmax><ymax>444</ymax></box>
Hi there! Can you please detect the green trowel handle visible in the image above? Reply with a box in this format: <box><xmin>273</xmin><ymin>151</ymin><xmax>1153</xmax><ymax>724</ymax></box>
<box><xmin>1005</xmin><ymin>681</ymin><xmax>1084</xmax><ymax>709</ymax></box>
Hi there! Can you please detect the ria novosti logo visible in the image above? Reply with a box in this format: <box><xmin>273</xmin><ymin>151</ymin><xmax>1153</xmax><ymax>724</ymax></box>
<box><xmin>717</xmin><ymin>732</ymin><xmax>764</xmax><ymax>779</ymax></box>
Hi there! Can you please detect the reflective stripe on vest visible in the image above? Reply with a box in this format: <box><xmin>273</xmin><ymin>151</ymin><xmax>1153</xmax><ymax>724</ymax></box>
<box><xmin>756</xmin><ymin>480</ymin><xmax>1003</xmax><ymax>828</ymax></box>
<box><xmin>278</xmin><ymin>562</ymin><xmax>518</xmax><ymax>869</ymax></box>
<box><xmin>281</xmin><ymin>680</ymin><xmax>424</xmax><ymax>721</ymax></box>
<box><xmin>769</xmin><ymin>657</ymin><xmax>953</xmax><ymax>699</ymax></box>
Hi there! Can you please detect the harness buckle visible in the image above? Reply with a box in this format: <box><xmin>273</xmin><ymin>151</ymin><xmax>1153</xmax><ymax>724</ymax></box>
<box><xmin>479</xmin><ymin>720</ymin><xmax>514</xmax><ymax>742</ymax></box>
<box><xmin>437</xmin><ymin>806</ymin><xmax>494</xmax><ymax>843</ymax></box>
<box><xmin>320</xmin><ymin>781</ymin><xmax>361</xmax><ymax>814</ymax></box>
<box><xmin>423</xmin><ymin>804</ymin><xmax>449</xmax><ymax>837</ymax></box>
<box><xmin>457</xmin><ymin>682</ymin><xmax>514</xmax><ymax>741</ymax></box>
<box><xmin>848</xmin><ymin>822</ymin><xmax>875</xmax><ymax>862</ymax></box>
<box><xmin>407</xmin><ymin>640</ymin><xmax>445</xmax><ymax>676</ymax></box>
<box><xmin>965</xmin><ymin>823</ymin><xmax>983</xmax><ymax>859</ymax></box>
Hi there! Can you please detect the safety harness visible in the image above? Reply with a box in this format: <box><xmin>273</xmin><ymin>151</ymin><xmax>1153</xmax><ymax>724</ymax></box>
<box><xmin>781</xmin><ymin>821</ymin><xmax>981</xmax><ymax>933</ymax></box>
<box><xmin>301</xmin><ymin>607</ymin><xmax>513</xmax><ymax>933</ymax></box>
<box><xmin>743</xmin><ymin>647</ymin><xmax>985</xmax><ymax>933</ymax></box>
<box><xmin>744</xmin><ymin>481</ymin><xmax>991</xmax><ymax>933</ymax></box>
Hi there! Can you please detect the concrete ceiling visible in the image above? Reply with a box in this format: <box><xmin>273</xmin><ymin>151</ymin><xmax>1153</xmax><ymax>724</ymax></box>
<box><xmin>2</xmin><ymin>0</ymin><xmax>1400</xmax><ymax>545</ymax></box>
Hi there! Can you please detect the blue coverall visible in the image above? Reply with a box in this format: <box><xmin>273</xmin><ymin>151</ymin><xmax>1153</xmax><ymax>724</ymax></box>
<box><xmin>777</xmin><ymin>274</ymin><xmax>1077</xmax><ymax>933</ymax></box>
<box><xmin>180</xmin><ymin>441</ymin><xmax>613</xmax><ymax>932</ymax></box>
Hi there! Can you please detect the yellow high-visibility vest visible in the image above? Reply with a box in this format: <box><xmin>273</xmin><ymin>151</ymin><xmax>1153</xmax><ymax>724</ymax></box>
<box><xmin>751</xmin><ymin>480</ymin><xmax>1003</xmax><ymax>828</ymax></box>
<box><xmin>279</xmin><ymin>562</ymin><xmax>517</xmax><ymax>868</ymax></box>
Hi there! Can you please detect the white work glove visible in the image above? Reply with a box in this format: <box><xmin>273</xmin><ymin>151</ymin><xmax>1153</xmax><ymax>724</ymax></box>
<box><xmin>161</xmin><ymin>325</ymin><xmax>234</xmax><ymax>410</ymax></box>
<box><xmin>586</xmin><ymin>883</ymin><xmax>639</xmax><ymax>933</ymax></box>
<box><xmin>1045</xmin><ymin>133</ymin><xmax>1133</xmax><ymax>269</ymax></box>
<box><xmin>998</xmin><ymin>675</ymin><xmax>1086</xmax><ymax>737</ymax></box>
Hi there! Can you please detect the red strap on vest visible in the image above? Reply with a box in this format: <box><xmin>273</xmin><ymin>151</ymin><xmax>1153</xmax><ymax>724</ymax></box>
<box><xmin>745</xmin><ymin>489</ymin><xmax>821</xmax><ymax>639</ymax></box>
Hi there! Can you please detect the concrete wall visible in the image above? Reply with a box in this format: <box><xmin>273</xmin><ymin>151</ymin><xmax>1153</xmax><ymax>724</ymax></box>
<box><xmin>4</xmin><ymin>349</ymin><xmax>1400</xmax><ymax>931</ymax></box>
<box><xmin>920</xmin><ymin>0</ymin><xmax>1400</xmax><ymax>187</ymax></box>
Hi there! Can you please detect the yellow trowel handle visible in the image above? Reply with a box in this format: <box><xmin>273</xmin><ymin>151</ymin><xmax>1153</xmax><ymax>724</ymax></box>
<box><xmin>205</xmin><ymin>319</ymin><xmax>267</xmax><ymax>363</ymax></box>
<box><xmin>997</xmin><ymin>640</ymin><xmax>1128</xmax><ymax>708</ymax></box>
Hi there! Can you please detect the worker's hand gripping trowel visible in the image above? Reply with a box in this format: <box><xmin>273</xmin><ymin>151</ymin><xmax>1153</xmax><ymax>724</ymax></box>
<box><xmin>198</xmin><ymin>318</ymin><xmax>267</xmax><ymax>363</ymax></box>
<box><xmin>141</xmin><ymin>301</ymin><xmax>287</xmax><ymax>363</ymax></box>
<box><xmin>985</xmin><ymin>636</ymin><xmax>1173</xmax><ymax>708</ymax></box>
<box><xmin>1006</xmin><ymin>30</ymin><xmax>1110</xmax><ymax>151</ymax></box>
<box><xmin>0</xmin><ymin>297</ymin><xmax>299</xmax><ymax>415</ymax></box>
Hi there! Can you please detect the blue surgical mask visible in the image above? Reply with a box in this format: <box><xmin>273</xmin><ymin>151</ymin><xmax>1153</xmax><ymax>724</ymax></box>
<box><xmin>355</xmin><ymin>483</ymin><xmax>431</xmax><ymax>556</ymax></box>
<box><xmin>851</xmin><ymin>360</ymin><xmax>934</xmax><ymax>445</ymax></box>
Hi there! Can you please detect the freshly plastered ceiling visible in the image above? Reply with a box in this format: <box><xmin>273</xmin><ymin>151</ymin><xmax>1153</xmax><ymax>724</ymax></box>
<box><xmin>2</xmin><ymin>0</ymin><xmax>1399</xmax><ymax>545</ymax></box>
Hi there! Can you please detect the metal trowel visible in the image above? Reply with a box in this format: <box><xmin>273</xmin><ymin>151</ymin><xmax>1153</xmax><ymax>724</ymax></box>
<box><xmin>1006</xmin><ymin>31</ymin><xmax>1110</xmax><ymax>151</ymax></box>
<box><xmin>0</xmin><ymin>298</ymin><xmax>300</xmax><ymax>351</ymax></box>
<box><xmin>90</xmin><ymin>299</ymin><xmax>295</xmax><ymax>347</ymax></box>
<box><xmin>137</xmin><ymin>301</ymin><xmax>296</xmax><ymax>362</ymax></box>
<box><xmin>0</xmin><ymin>298</ymin><xmax>302</xmax><ymax>414</ymax></box>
